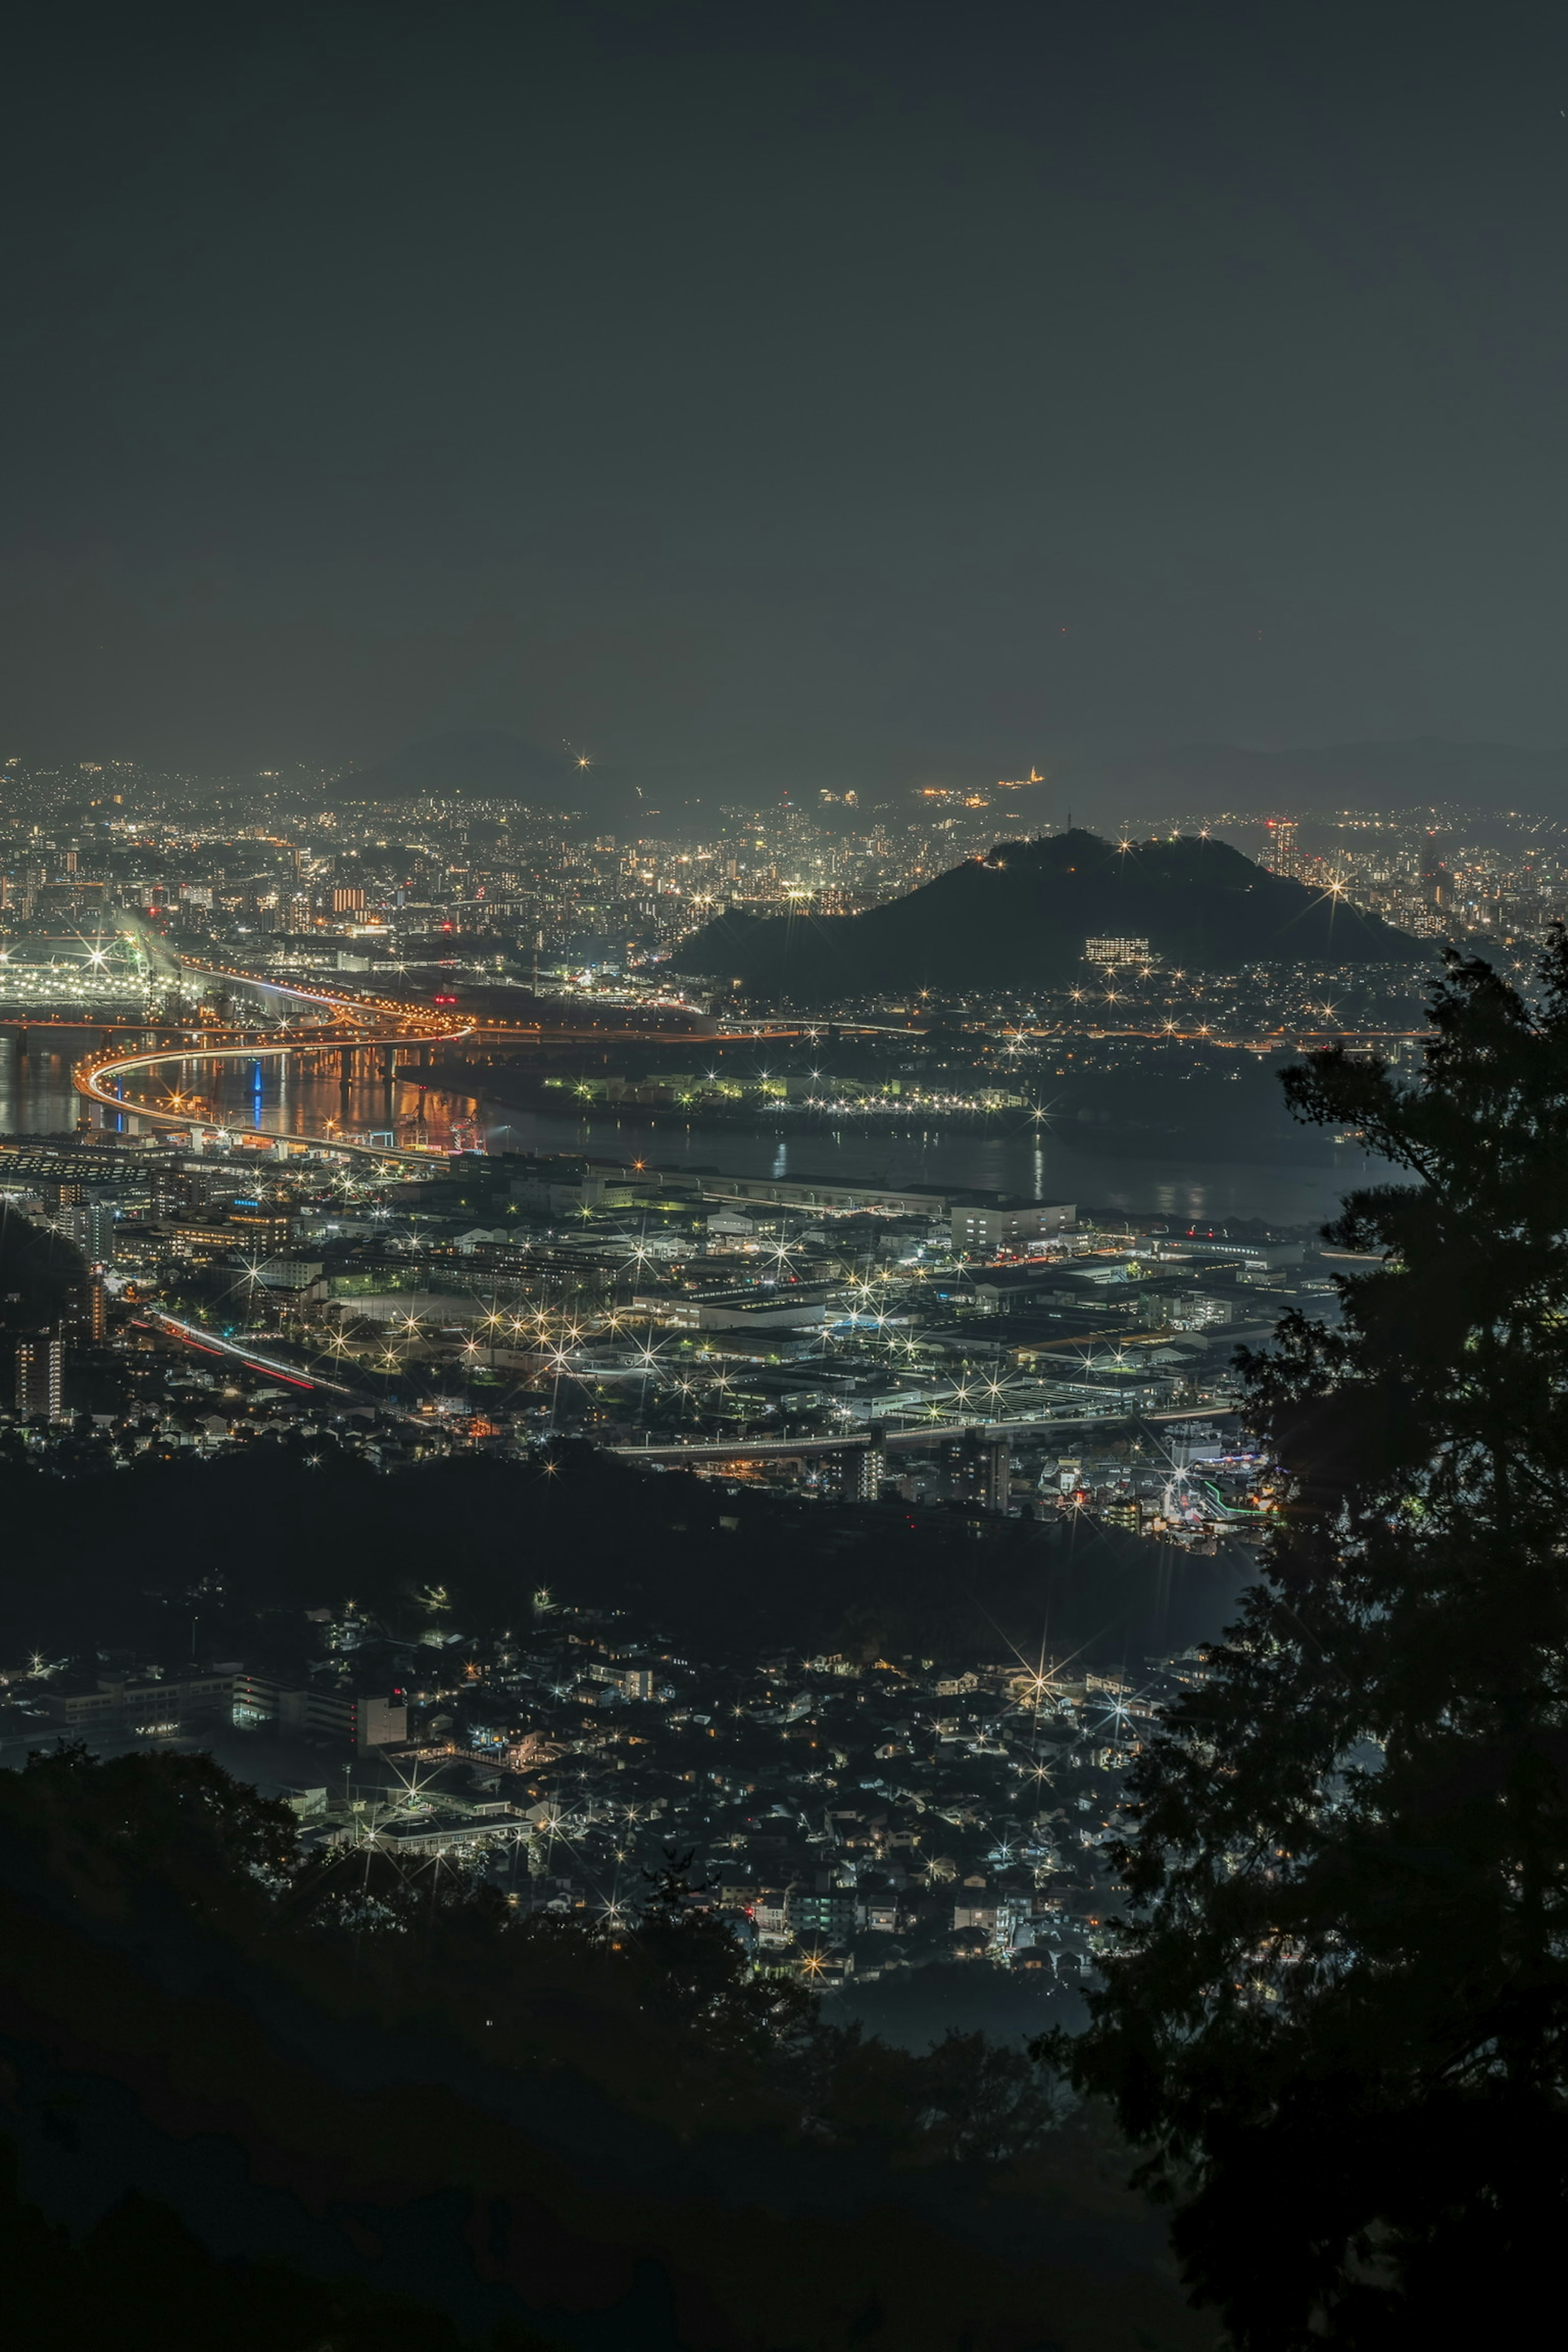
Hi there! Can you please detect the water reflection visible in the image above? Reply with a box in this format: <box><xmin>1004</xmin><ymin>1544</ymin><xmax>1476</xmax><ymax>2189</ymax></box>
<box><xmin>0</xmin><ymin>1035</ymin><xmax>91</xmax><ymax>1134</ymax></box>
<box><xmin>11</xmin><ymin>1045</ymin><xmax>1399</xmax><ymax>1229</ymax></box>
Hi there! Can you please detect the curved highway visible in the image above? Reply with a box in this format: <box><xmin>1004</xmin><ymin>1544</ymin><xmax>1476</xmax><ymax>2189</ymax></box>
<box><xmin>73</xmin><ymin>956</ymin><xmax>474</xmax><ymax>1161</ymax></box>
<box><xmin>65</xmin><ymin>946</ymin><xmax>856</xmax><ymax>1154</ymax></box>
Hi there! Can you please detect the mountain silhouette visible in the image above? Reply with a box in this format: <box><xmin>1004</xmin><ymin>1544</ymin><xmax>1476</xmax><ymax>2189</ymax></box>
<box><xmin>328</xmin><ymin>728</ymin><xmax>606</xmax><ymax>810</ymax></box>
<box><xmin>1027</xmin><ymin>736</ymin><xmax>1568</xmax><ymax>827</ymax></box>
<box><xmin>674</xmin><ymin>828</ymin><xmax>1417</xmax><ymax>995</ymax></box>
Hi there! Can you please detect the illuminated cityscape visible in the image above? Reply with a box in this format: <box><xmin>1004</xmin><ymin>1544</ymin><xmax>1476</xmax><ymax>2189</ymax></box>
<box><xmin>3</xmin><ymin>2</ymin><xmax>1564</xmax><ymax>2338</ymax></box>
<box><xmin>0</xmin><ymin>749</ymin><xmax>1519</xmax><ymax>2012</ymax></box>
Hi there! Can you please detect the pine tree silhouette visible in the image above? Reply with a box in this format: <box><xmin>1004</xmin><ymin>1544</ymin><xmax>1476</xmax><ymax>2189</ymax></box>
<box><xmin>1042</xmin><ymin>933</ymin><xmax>1568</xmax><ymax>2344</ymax></box>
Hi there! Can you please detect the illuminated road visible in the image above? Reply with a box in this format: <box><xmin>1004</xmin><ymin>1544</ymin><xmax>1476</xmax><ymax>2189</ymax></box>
<box><xmin>66</xmin><ymin>949</ymin><xmax>937</xmax><ymax>1151</ymax></box>
<box><xmin>75</xmin><ymin>1031</ymin><xmax>465</xmax><ymax>1160</ymax></box>
<box><xmin>72</xmin><ymin>956</ymin><xmax>474</xmax><ymax>1160</ymax></box>
<box><xmin>0</xmin><ymin>1015</ymin><xmax>163</xmax><ymax>1030</ymax></box>
<box><xmin>134</xmin><ymin>1311</ymin><xmax>360</xmax><ymax>1396</ymax></box>
<box><xmin>64</xmin><ymin>935</ymin><xmax>1426</xmax><ymax>1191</ymax></box>
<box><xmin>609</xmin><ymin>1401</ymin><xmax>1241</xmax><ymax>1461</ymax></box>
<box><xmin>172</xmin><ymin>959</ymin><xmax>942</xmax><ymax>1046</ymax></box>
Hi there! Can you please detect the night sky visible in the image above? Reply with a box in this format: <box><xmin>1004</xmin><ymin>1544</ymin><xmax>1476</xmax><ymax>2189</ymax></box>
<box><xmin>4</xmin><ymin>0</ymin><xmax>1567</xmax><ymax>789</ymax></box>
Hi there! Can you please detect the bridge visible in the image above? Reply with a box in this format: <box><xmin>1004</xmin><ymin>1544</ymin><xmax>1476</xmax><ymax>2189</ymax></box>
<box><xmin>60</xmin><ymin>933</ymin><xmax>1421</xmax><ymax>1168</ymax></box>
<box><xmin>0</xmin><ymin>1014</ymin><xmax>171</xmax><ymax>1032</ymax></box>
<box><xmin>60</xmin><ymin>948</ymin><xmax>922</xmax><ymax>1156</ymax></box>
<box><xmin>74</xmin><ymin>1029</ymin><xmax>472</xmax><ymax>1161</ymax></box>
<box><xmin>164</xmin><ymin>960</ymin><xmax>944</xmax><ymax>1048</ymax></box>
<box><xmin>70</xmin><ymin>954</ymin><xmax>477</xmax><ymax>1161</ymax></box>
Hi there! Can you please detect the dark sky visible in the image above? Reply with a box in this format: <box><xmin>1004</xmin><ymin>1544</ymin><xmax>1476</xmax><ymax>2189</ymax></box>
<box><xmin>4</xmin><ymin>0</ymin><xmax>1568</xmax><ymax>788</ymax></box>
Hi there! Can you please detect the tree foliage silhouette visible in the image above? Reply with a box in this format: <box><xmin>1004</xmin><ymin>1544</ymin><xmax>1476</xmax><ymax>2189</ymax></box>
<box><xmin>0</xmin><ymin>1744</ymin><xmax>1194</xmax><ymax>2348</ymax></box>
<box><xmin>1044</xmin><ymin>937</ymin><xmax>1568</xmax><ymax>2344</ymax></box>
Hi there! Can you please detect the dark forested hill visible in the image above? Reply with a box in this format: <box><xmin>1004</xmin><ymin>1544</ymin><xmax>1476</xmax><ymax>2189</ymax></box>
<box><xmin>675</xmin><ymin>828</ymin><xmax>1414</xmax><ymax>996</ymax></box>
<box><xmin>328</xmin><ymin>728</ymin><xmax>591</xmax><ymax>806</ymax></box>
<box><xmin>325</xmin><ymin>729</ymin><xmax>667</xmax><ymax>823</ymax></box>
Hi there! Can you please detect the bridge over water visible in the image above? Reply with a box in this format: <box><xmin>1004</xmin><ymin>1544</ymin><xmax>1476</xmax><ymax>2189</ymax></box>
<box><xmin>67</xmin><ymin>952</ymin><xmax>477</xmax><ymax>1162</ymax></box>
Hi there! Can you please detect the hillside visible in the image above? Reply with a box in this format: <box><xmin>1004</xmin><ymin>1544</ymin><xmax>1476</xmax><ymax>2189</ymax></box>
<box><xmin>328</xmin><ymin>727</ymin><xmax>603</xmax><ymax>811</ymax></box>
<box><xmin>675</xmin><ymin>828</ymin><xmax>1417</xmax><ymax>995</ymax></box>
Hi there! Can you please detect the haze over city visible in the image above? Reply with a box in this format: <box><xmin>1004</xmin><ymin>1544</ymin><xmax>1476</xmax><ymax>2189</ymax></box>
<box><xmin>2</xmin><ymin>7</ymin><xmax>1567</xmax><ymax>2348</ymax></box>
<box><xmin>7</xmin><ymin>2</ymin><xmax>1568</xmax><ymax>790</ymax></box>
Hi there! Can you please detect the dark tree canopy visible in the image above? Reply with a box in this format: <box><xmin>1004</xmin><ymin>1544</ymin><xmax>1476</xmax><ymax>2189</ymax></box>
<box><xmin>1046</xmin><ymin>936</ymin><xmax>1568</xmax><ymax>2344</ymax></box>
<box><xmin>0</xmin><ymin>1743</ymin><xmax>1193</xmax><ymax>2350</ymax></box>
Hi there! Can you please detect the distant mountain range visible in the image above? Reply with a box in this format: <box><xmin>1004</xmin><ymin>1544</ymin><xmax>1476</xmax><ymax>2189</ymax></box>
<box><xmin>1010</xmin><ymin>737</ymin><xmax>1568</xmax><ymax>828</ymax></box>
<box><xmin>327</xmin><ymin>729</ymin><xmax>648</xmax><ymax>818</ymax></box>
<box><xmin>674</xmin><ymin>829</ymin><xmax>1417</xmax><ymax>995</ymax></box>
<box><xmin>324</xmin><ymin>728</ymin><xmax>1568</xmax><ymax>833</ymax></box>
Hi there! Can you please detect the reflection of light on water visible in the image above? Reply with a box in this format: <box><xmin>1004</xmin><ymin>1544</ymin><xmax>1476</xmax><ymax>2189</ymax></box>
<box><xmin>11</xmin><ymin>1051</ymin><xmax>1392</xmax><ymax>1226</ymax></box>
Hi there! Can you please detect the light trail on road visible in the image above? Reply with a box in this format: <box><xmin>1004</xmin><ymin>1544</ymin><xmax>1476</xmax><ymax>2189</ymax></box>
<box><xmin>133</xmin><ymin>1311</ymin><xmax>360</xmax><ymax>1395</ymax></box>
<box><xmin>72</xmin><ymin>952</ymin><xmax>475</xmax><ymax>1159</ymax></box>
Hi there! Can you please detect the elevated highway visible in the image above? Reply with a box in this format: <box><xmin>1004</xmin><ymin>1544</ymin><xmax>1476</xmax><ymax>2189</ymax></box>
<box><xmin>608</xmin><ymin>1402</ymin><xmax>1241</xmax><ymax>1463</ymax></box>
<box><xmin>169</xmin><ymin>959</ymin><xmax>942</xmax><ymax>1047</ymax></box>
<box><xmin>79</xmin><ymin>944</ymin><xmax>1428</xmax><ymax>1067</ymax></box>
<box><xmin>71</xmin><ymin>956</ymin><xmax>475</xmax><ymax>1162</ymax></box>
<box><xmin>75</xmin><ymin>1031</ymin><xmax>464</xmax><ymax>1162</ymax></box>
<box><xmin>57</xmin><ymin>947</ymin><xmax>933</xmax><ymax>1158</ymax></box>
<box><xmin>0</xmin><ymin>1014</ymin><xmax>171</xmax><ymax>1032</ymax></box>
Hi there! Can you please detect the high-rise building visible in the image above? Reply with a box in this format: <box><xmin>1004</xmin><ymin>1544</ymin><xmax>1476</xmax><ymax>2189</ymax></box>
<box><xmin>56</xmin><ymin>1200</ymin><xmax>116</xmax><ymax>1261</ymax></box>
<box><xmin>60</xmin><ymin>1273</ymin><xmax>107</xmax><ymax>1347</ymax></box>
<box><xmin>1262</xmin><ymin>817</ymin><xmax>1300</xmax><ymax>878</ymax></box>
<box><xmin>14</xmin><ymin>1334</ymin><xmax>64</xmax><ymax>1419</ymax></box>
<box><xmin>841</xmin><ymin>1426</ymin><xmax>886</xmax><ymax>1502</ymax></box>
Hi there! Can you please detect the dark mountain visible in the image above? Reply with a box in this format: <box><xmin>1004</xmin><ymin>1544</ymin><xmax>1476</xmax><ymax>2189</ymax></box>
<box><xmin>328</xmin><ymin>727</ymin><xmax>604</xmax><ymax>811</ymax></box>
<box><xmin>674</xmin><ymin>829</ymin><xmax>1417</xmax><ymax>996</ymax></box>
